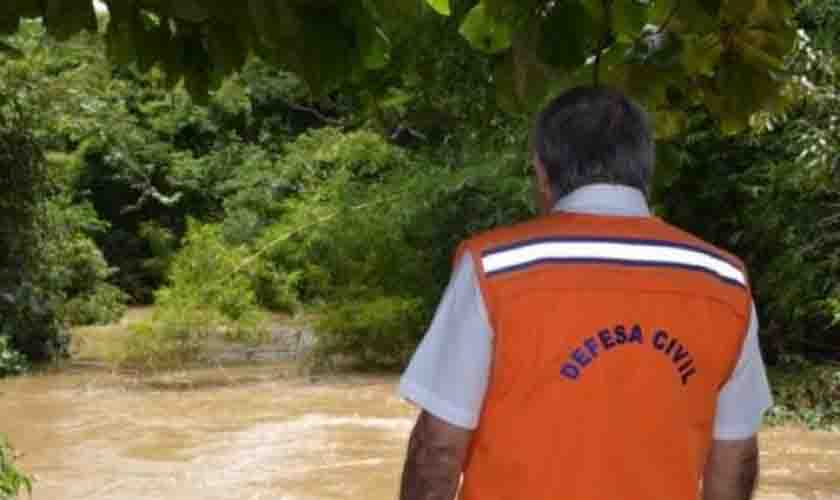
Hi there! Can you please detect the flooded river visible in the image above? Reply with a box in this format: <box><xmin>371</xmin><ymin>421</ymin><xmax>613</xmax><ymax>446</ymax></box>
<box><xmin>1</xmin><ymin>363</ymin><xmax>838</xmax><ymax>500</ymax></box>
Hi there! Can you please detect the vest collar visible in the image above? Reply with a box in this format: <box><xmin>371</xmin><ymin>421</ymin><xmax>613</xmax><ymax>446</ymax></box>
<box><xmin>552</xmin><ymin>184</ymin><xmax>651</xmax><ymax>217</ymax></box>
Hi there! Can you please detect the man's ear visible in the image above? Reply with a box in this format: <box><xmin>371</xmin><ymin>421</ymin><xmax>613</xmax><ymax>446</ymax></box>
<box><xmin>533</xmin><ymin>155</ymin><xmax>554</xmax><ymax>214</ymax></box>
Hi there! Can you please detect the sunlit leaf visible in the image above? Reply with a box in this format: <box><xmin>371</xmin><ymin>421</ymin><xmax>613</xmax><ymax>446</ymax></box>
<box><xmin>425</xmin><ymin>0</ymin><xmax>450</xmax><ymax>16</ymax></box>
<box><xmin>459</xmin><ymin>2</ymin><xmax>514</xmax><ymax>54</ymax></box>
<box><xmin>654</xmin><ymin>109</ymin><xmax>688</xmax><ymax>139</ymax></box>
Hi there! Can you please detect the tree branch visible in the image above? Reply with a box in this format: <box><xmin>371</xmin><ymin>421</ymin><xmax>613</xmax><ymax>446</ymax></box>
<box><xmin>657</xmin><ymin>0</ymin><xmax>682</xmax><ymax>34</ymax></box>
<box><xmin>280</xmin><ymin>98</ymin><xmax>341</xmax><ymax>125</ymax></box>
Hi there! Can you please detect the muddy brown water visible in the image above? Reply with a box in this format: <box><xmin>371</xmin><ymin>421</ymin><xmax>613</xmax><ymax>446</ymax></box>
<box><xmin>1</xmin><ymin>363</ymin><xmax>838</xmax><ymax>500</ymax></box>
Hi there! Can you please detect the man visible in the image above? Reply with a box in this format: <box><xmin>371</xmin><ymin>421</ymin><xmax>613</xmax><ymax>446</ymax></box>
<box><xmin>397</xmin><ymin>86</ymin><xmax>772</xmax><ymax>500</ymax></box>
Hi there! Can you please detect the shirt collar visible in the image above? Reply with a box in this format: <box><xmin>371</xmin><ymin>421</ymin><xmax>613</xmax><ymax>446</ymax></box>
<box><xmin>552</xmin><ymin>184</ymin><xmax>651</xmax><ymax>217</ymax></box>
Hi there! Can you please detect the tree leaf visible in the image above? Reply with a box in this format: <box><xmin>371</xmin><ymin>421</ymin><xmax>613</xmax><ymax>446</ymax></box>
<box><xmin>681</xmin><ymin>33</ymin><xmax>722</xmax><ymax>75</ymax></box>
<box><xmin>709</xmin><ymin>59</ymin><xmax>784</xmax><ymax>133</ymax></box>
<box><xmin>425</xmin><ymin>0</ymin><xmax>451</xmax><ymax>16</ymax></box>
<box><xmin>296</xmin><ymin>14</ymin><xmax>358</xmax><ymax>95</ymax></box>
<box><xmin>359</xmin><ymin>25</ymin><xmax>390</xmax><ymax>70</ymax></box>
<box><xmin>459</xmin><ymin>2</ymin><xmax>514</xmax><ymax>54</ymax></box>
<box><xmin>0</xmin><ymin>40</ymin><xmax>23</xmax><ymax>59</ymax></box>
<box><xmin>667</xmin><ymin>0</ymin><xmax>719</xmax><ymax>33</ymax></box>
<box><xmin>722</xmin><ymin>0</ymin><xmax>756</xmax><ymax>22</ymax></box>
<box><xmin>654</xmin><ymin>109</ymin><xmax>688</xmax><ymax>139</ymax></box>
<box><xmin>483</xmin><ymin>0</ymin><xmax>539</xmax><ymax>22</ymax></box>
<box><xmin>538</xmin><ymin>1</ymin><xmax>598</xmax><ymax>70</ymax></box>
<box><xmin>372</xmin><ymin>0</ymin><xmax>423</xmax><ymax>20</ymax></box>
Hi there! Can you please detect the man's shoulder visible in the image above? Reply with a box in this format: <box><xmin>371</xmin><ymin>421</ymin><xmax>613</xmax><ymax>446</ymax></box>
<box><xmin>457</xmin><ymin>215</ymin><xmax>557</xmax><ymax>256</ymax></box>
<box><xmin>655</xmin><ymin>220</ymin><xmax>747</xmax><ymax>272</ymax></box>
<box><xmin>455</xmin><ymin>215</ymin><xmax>748</xmax><ymax>276</ymax></box>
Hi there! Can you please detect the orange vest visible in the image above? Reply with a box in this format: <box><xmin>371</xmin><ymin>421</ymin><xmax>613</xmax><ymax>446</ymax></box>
<box><xmin>456</xmin><ymin>212</ymin><xmax>751</xmax><ymax>500</ymax></box>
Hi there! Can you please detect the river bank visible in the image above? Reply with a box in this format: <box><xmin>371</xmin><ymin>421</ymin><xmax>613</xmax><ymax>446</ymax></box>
<box><xmin>1</xmin><ymin>364</ymin><xmax>838</xmax><ymax>500</ymax></box>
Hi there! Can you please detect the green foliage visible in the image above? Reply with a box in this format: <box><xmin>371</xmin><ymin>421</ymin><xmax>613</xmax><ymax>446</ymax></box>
<box><xmin>60</xmin><ymin>284</ymin><xmax>127</xmax><ymax>327</ymax></box>
<box><xmin>0</xmin><ymin>436</ymin><xmax>31</xmax><ymax>500</ymax></box>
<box><xmin>41</xmin><ymin>197</ymin><xmax>128</xmax><ymax>326</ymax></box>
<box><xmin>316</xmin><ymin>296</ymin><xmax>427</xmax><ymax>369</ymax></box>
<box><xmin>4</xmin><ymin>0</ymin><xmax>801</xmax><ymax>134</ymax></box>
<box><xmin>214</xmin><ymin>127</ymin><xmax>531</xmax><ymax>366</ymax></box>
<box><xmin>0</xmin><ymin>337</ymin><xmax>29</xmax><ymax>377</ymax></box>
<box><xmin>766</xmin><ymin>356</ymin><xmax>840</xmax><ymax>430</ymax></box>
<box><xmin>158</xmin><ymin>222</ymin><xmax>264</xmax><ymax>325</ymax></box>
<box><xmin>653</xmin><ymin>5</ymin><xmax>840</xmax><ymax>358</ymax></box>
<box><xmin>0</xmin><ymin>125</ymin><xmax>66</xmax><ymax>362</ymax></box>
<box><xmin>425</xmin><ymin>0</ymin><xmax>798</xmax><ymax>131</ymax></box>
<box><xmin>1</xmin><ymin>21</ymin><xmax>320</xmax><ymax>303</ymax></box>
<box><xmin>121</xmin><ymin>221</ymin><xmax>268</xmax><ymax>368</ymax></box>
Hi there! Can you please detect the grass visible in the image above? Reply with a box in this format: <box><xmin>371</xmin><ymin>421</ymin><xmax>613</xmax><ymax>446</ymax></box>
<box><xmin>70</xmin><ymin>307</ymin><xmax>314</xmax><ymax>371</ymax></box>
<box><xmin>70</xmin><ymin>307</ymin><xmax>156</xmax><ymax>364</ymax></box>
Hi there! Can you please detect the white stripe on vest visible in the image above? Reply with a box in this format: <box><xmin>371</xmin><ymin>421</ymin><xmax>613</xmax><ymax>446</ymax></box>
<box><xmin>481</xmin><ymin>239</ymin><xmax>746</xmax><ymax>287</ymax></box>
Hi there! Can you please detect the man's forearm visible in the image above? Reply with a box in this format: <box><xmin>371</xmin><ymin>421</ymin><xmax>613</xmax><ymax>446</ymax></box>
<box><xmin>399</xmin><ymin>412</ymin><xmax>471</xmax><ymax>500</ymax></box>
<box><xmin>703</xmin><ymin>438</ymin><xmax>760</xmax><ymax>500</ymax></box>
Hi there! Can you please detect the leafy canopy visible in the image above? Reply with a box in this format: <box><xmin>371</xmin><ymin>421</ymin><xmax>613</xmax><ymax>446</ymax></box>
<box><xmin>1</xmin><ymin>0</ymin><xmax>798</xmax><ymax>133</ymax></box>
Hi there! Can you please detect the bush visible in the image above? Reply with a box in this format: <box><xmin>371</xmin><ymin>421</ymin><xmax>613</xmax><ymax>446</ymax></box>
<box><xmin>766</xmin><ymin>356</ymin><xmax>840</xmax><ymax>431</ymax></box>
<box><xmin>119</xmin><ymin>222</ymin><xmax>268</xmax><ymax>368</ymax></box>
<box><xmin>0</xmin><ymin>436</ymin><xmax>31</xmax><ymax>500</ymax></box>
<box><xmin>237</xmin><ymin>128</ymin><xmax>531</xmax><ymax>367</ymax></box>
<box><xmin>316</xmin><ymin>296</ymin><xmax>427</xmax><ymax>370</ymax></box>
<box><xmin>0</xmin><ymin>338</ymin><xmax>29</xmax><ymax>378</ymax></box>
<box><xmin>60</xmin><ymin>284</ymin><xmax>128</xmax><ymax>327</ymax></box>
<box><xmin>39</xmin><ymin>205</ymin><xmax>128</xmax><ymax>326</ymax></box>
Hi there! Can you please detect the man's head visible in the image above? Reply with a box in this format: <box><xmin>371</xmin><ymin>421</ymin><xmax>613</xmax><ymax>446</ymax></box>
<box><xmin>532</xmin><ymin>86</ymin><xmax>655</xmax><ymax>213</ymax></box>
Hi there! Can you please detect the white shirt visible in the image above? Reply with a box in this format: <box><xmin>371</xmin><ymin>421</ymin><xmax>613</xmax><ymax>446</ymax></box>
<box><xmin>399</xmin><ymin>184</ymin><xmax>773</xmax><ymax>438</ymax></box>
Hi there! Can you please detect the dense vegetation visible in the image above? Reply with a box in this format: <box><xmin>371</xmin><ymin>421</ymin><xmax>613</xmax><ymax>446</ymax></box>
<box><xmin>0</xmin><ymin>0</ymin><xmax>838</xmax><ymax>429</ymax></box>
<box><xmin>0</xmin><ymin>436</ymin><xmax>30</xmax><ymax>500</ymax></box>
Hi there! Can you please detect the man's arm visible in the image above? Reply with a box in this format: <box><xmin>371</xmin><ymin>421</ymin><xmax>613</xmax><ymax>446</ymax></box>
<box><xmin>702</xmin><ymin>437</ymin><xmax>760</xmax><ymax>500</ymax></box>
<box><xmin>399</xmin><ymin>410</ymin><xmax>473</xmax><ymax>500</ymax></box>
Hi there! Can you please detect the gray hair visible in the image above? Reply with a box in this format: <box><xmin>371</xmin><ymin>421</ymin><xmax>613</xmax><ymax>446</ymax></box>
<box><xmin>533</xmin><ymin>86</ymin><xmax>655</xmax><ymax>197</ymax></box>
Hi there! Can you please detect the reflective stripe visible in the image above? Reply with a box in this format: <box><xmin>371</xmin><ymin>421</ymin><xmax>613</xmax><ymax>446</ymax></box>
<box><xmin>481</xmin><ymin>239</ymin><xmax>746</xmax><ymax>287</ymax></box>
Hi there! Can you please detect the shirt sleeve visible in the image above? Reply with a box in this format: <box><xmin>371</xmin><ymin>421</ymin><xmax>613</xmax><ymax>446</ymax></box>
<box><xmin>713</xmin><ymin>302</ymin><xmax>774</xmax><ymax>440</ymax></box>
<box><xmin>398</xmin><ymin>251</ymin><xmax>494</xmax><ymax>430</ymax></box>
